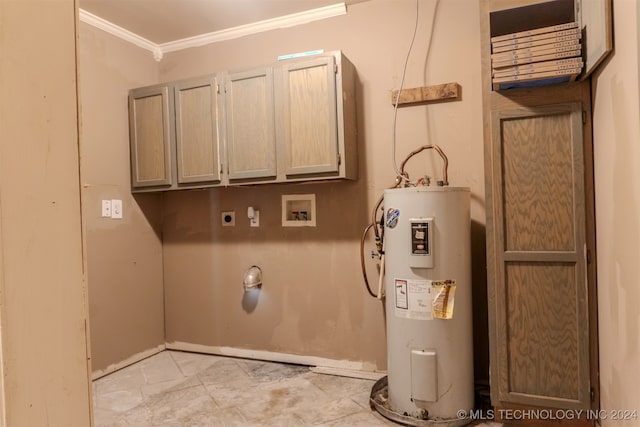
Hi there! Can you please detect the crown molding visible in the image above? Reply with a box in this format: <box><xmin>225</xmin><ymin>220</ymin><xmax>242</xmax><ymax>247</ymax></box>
<box><xmin>79</xmin><ymin>3</ymin><xmax>346</xmax><ymax>62</ymax></box>
<box><xmin>160</xmin><ymin>3</ymin><xmax>346</xmax><ymax>54</ymax></box>
<box><xmin>78</xmin><ymin>9</ymin><xmax>163</xmax><ymax>61</ymax></box>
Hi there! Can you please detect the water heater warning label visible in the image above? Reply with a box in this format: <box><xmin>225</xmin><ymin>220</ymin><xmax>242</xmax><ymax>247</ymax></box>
<box><xmin>432</xmin><ymin>280</ymin><xmax>456</xmax><ymax>319</ymax></box>
<box><xmin>394</xmin><ymin>278</ymin><xmax>457</xmax><ymax>320</ymax></box>
<box><xmin>394</xmin><ymin>279</ymin><xmax>432</xmax><ymax>320</ymax></box>
<box><xmin>394</xmin><ymin>280</ymin><xmax>408</xmax><ymax>309</ymax></box>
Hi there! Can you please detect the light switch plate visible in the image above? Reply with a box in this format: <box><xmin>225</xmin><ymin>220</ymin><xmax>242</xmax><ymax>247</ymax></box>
<box><xmin>111</xmin><ymin>199</ymin><xmax>123</xmax><ymax>219</ymax></box>
<box><xmin>101</xmin><ymin>200</ymin><xmax>112</xmax><ymax>218</ymax></box>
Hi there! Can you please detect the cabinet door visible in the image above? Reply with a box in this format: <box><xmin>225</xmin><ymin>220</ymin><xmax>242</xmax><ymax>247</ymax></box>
<box><xmin>129</xmin><ymin>86</ymin><xmax>173</xmax><ymax>188</ymax></box>
<box><xmin>488</xmin><ymin>102</ymin><xmax>591</xmax><ymax>410</ymax></box>
<box><xmin>281</xmin><ymin>56</ymin><xmax>339</xmax><ymax>176</ymax></box>
<box><xmin>224</xmin><ymin>67</ymin><xmax>277</xmax><ymax>181</ymax></box>
<box><xmin>174</xmin><ymin>77</ymin><xmax>221</xmax><ymax>184</ymax></box>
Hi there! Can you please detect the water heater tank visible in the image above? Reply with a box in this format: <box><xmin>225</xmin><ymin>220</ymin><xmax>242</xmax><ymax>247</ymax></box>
<box><xmin>379</xmin><ymin>186</ymin><xmax>473</xmax><ymax>425</ymax></box>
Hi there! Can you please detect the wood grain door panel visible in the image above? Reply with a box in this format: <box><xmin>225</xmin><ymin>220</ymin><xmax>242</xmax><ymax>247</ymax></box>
<box><xmin>129</xmin><ymin>87</ymin><xmax>173</xmax><ymax>187</ymax></box>
<box><xmin>490</xmin><ymin>103</ymin><xmax>590</xmax><ymax>410</ymax></box>
<box><xmin>225</xmin><ymin>67</ymin><xmax>277</xmax><ymax>181</ymax></box>
<box><xmin>175</xmin><ymin>77</ymin><xmax>221</xmax><ymax>184</ymax></box>
<box><xmin>281</xmin><ymin>56</ymin><xmax>339</xmax><ymax>176</ymax></box>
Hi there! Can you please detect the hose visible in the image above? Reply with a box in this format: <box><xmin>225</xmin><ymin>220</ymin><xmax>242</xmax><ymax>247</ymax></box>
<box><xmin>377</xmin><ymin>243</ymin><xmax>385</xmax><ymax>300</ymax></box>
<box><xmin>361</xmin><ymin>189</ymin><xmax>390</xmax><ymax>299</ymax></box>
<box><xmin>360</xmin><ymin>223</ymin><xmax>379</xmax><ymax>298</ymax></box>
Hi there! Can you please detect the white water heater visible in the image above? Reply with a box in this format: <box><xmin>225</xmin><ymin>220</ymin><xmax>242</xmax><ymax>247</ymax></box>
<box><xmin>381</xmin><ymin>186</ymin><xmax>473</xmax><ymax>424</ymax></box>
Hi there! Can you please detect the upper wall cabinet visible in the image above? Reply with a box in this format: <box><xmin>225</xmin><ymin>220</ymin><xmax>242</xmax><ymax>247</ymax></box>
<box><xmin>129</xmin><ymin>76</ymin><xmax>222</xmax><ymax>192</ymax></box>
<box><xmin>282</xmin><ymin>51</ymin><xmax>357</xmax><ymax>182</ymax></box>
<box><xmin>174</xmin><ymin>77</ymin><xmax>222</xmax><ymax>185</ymax></box>
<box><xmin>281</xmin><ymin>55</ymin><xmax>339</xmax><ymax>177</ymax></box>
<box><xmin>224</xmin><ymin>50</ymin><xmax>357</xmax><ymax>185</ymax></box>
<box><xmin>225</xmin><ymin>66</ymin><xmax>278</xmax><ymax>182</ymax></box>
<box><xmin>129</xmin><ymin>86</ymin><xmax>173</xmax><ymax>188</ymax></box>
<box><xmin>128</xmin><ymin>50</ymin><xmax>357</xmax><ymax>192</ymax></box>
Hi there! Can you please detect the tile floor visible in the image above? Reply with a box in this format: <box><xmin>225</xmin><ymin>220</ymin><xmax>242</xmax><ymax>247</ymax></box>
<box><xmin>92</xmin><ymin>350</ymin><xmax>501</xmax><ymax>427</ymax></box>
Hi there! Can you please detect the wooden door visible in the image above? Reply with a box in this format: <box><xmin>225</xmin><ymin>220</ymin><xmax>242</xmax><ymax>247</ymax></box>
<box><xmin>224</xmin><ymin>67</ymin><xmax>277</xmax><ymax>181</ymax></box>
<box><xmin>488</xmin><ymin>101</ymin><xmax>592</xmax><ymax>410</ymax></box>
<box><xmin>174</xmin><ymin>76</ymin><xmax>221</xmax><ymax>184</ymax></box>
<box><xmin>129</xmin><ymin>86</ymin><xmax>173</xmax><ymax>188</ymax></box>
<box><xmin>281</xmin><ymin>55</ymin><xmax>339</xmax><ymax>177</ymax></box>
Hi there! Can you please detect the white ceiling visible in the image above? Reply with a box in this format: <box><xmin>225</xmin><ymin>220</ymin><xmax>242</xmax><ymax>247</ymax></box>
<box><xmin>79</xmin><ymin>0</ymin><xmax>365</xmax><ymax>45</ymax></box>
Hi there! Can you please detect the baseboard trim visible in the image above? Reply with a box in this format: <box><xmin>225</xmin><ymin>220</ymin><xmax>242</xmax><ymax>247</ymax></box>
<box><xmin>165</xmin><ymin>341</ymin><xmax>385</xmax><ymax>380</ymax></box>
<box><xmin>309</xmin><ymin>366</ymin><xmax>386</xmax><ymax>381</ymax></box>
<box><xmin>91</xmin><ymin>344</ymin><xmax>166</xmax><ymax>380</ymax></box>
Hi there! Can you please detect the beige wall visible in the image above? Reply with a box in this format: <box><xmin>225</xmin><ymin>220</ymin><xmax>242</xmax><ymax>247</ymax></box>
<box><xmin>79</xmin><ymin>23</ymin><xmax>166</xmax><ymax>374</ymax></box>
<box><xmin>9</xmin><ymin>0</ymin><xmax>638</xmax><ymax>418</ymax></box>
<box><xmin>592</xmin><ymin>0</ymin><xmax>640</xmax><ymax>424</ymax></box>
<box><xmin>0</xmin><ymin>1</ymin><xmax>92</xmax><ymax>425</ymax></box>
<box><xmin>7</xmin><ymin>0</ymin><xmax>640</xmax><ymax>421</ymax></box>
<box><xmin>159</xmin><ymin>0</ymin><xmax>487</xmax><ymax>374</ymax></box>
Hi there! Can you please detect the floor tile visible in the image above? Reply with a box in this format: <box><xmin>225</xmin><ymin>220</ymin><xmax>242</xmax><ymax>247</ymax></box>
<box><xmin>139</xmin><ymin>351</ymin><xmax>184</xmax><ymax>385</ymax></box>
<box><xmin>316</xmin><ymin>410</ymin><xmax>398</xmax><ymax>426</ymax></box>
<box><xmin>203</xmin><ymin>375</ymin><xmax>267</xmax><ymax>409</ymax></box>
<box><xmin>93</xmin><ymin>350</ymin><xmax>502</xmax><ymax>427</ymax></box>
<box><xmin>197</xmin><ymin>357</ymin><xmax>250</xmax><ymax>386</ymax></box>
<box><xmin>169</xmin><ymin>350</ymin><xmax>223</xmax><ymax>377</ymax></box>
<box><xmin>146</xmin><ymin>384</ymin><xmax>218</xmax><ymax>426</ymax></box>
<box><xmin>234</xmin><ymin>375</ymin><xmax>328</xmax><ymax>422</ymax></box>
<box><xmin>141</xmin><ymin>374</ymin><xmax>201</xmax><ymax>398</ymax></box>
<box><xmin>94</xmin><ymin>388</ymin><xmax>144</xmax><ymax>413</ymax></box>
<box><xmin>94</xmin><ymin>363</ymin><xmax>147</xmax><ymax>396</ymax></box>
<box><xmin>298</xmin><ymin>396</ymin><xmax>366</xmax><ymax>425</ymax></box>
<box><xmin>305</xmin><ymin>372</ymin><xmax>375</xmax><ymax>400</ymax></box>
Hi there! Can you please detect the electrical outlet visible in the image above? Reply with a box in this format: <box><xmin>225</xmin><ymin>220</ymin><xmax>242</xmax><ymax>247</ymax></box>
<box><xmin>222</xmin><ymin>211</ymin><xmax>235</xmax><ymax>226</ymax></box>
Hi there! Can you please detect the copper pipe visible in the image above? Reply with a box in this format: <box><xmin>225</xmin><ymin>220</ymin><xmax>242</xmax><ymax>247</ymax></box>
<box><xmin>399</xmin><ymin>144</ymin><xmax>449</xmax><ymax>186</ymax></box>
